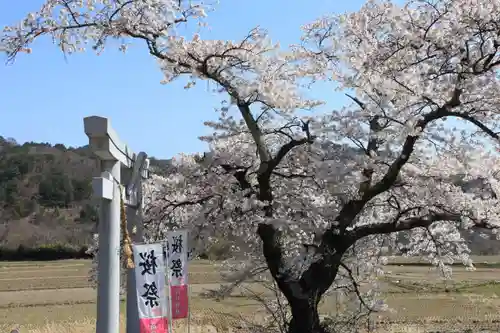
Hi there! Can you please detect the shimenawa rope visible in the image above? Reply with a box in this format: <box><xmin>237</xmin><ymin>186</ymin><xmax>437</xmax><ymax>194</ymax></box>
<box><xmin>120</xmin><ymin>184</ymin><xmax>135</xmax><ymax>269</ymax></box>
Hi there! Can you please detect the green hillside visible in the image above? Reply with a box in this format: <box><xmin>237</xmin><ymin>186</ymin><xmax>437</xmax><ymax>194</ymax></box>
<box><xmin>0</xmin><ymin>136</ymin><xmax>169</xmax><ymax>253</ymax></box>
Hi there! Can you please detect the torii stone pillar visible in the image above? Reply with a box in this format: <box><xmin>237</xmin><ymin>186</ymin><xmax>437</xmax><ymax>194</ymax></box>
<box><xmin>84</xmin><ymin>116</ymin><xmax>148</xmax><ymax>333</ymax></box>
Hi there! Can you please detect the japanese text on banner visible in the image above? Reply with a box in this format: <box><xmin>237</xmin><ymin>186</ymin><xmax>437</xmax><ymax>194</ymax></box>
<box><xmin>133</xmin><ymin>243</ymin><xmax>169</xmax><ymax>333</ymax></box>
<box><xmin>167</xmin><ymin>230</ymin><xmax>188</xmax><ymax>286</ymax></box>
<box><xmin>166</xmin><ymin>230</ymin><xmax>189</xmax><ymax>319</ymax></box>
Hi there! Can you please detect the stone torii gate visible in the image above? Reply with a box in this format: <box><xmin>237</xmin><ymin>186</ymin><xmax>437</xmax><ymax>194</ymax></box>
<box><xmin>84</xmin><ymin>116</ymin><xmax>149</xmax><ymax>333</ymax></box>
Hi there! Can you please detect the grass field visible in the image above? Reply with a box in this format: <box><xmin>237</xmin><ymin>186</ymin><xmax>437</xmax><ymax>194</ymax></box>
<box><xmin>0</xmin><ymin>258</ymin><xmax>499</xmax><ymax>332</ymax></box>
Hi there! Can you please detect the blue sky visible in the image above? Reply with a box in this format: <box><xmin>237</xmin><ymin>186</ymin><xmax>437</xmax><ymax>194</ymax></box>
<box><xmin>0</xmin><ymin>0</ymin><xmax>370</xmax><ymax>159</ymax></box>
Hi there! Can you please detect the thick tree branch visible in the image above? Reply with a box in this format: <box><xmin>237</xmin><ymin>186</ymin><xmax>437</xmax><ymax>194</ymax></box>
<box><xmin>349</xmin><ymin>212</ymin><xmax>461</xmax><ymax>240</ymax></box>
<box><xmin>272</xmin><ymin>171</ymin><xmax>313</xmax><ymax>179</ymax></box>
<box><xmin>349</xmin><ymin>211</ymin><xmax>497</xmax><ymax>241</ymax></box>
<box><xmin>446</xmin><ymin>110</ymin><xmax>500</xmax><ymax>141</ymax></box>
<box><xmin>359</xmin><ymin>114</ymin><xmax>383</xmax><ymax>195</ymax></box>
<box><xmin>257</xmin><ymin>223</ymin><xmax>304</xmax><ymax>302</ymax></box>
<box><xmin>257</xmin><ymin>120</ymin><xmax>316</xmax><ymax>208</ymax></box>
<box><xmin>238</xmin><ymin>103</ymin><xmax>272</xmax><ymax>165</ymax></box>
<box><xmin>364</xmin><ymin>107</ymin><xmax>446</xmax><ymax>200</ymax></box>
<box><xmin>219</xmin><ymin>164</ymin><xmax>253</xmax><ymax>192</ymax></box>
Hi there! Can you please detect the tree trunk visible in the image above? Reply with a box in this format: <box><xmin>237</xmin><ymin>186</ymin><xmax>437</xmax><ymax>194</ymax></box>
<box><xmin>257</xmin><ymin>223</ymin><xmax>350</xmax><ymax>333</ymax></box>
<box><xmin>287</xmin><ymin>298</ymin><xmax>326</xmax><ymax>333</ymax></box>
<box><xmin>282</xmin><ymin>251</ymin><xmax>346</xmax><ymax>333</ymax></box>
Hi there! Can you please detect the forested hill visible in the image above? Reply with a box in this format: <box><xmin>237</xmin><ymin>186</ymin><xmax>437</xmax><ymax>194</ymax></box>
<box><xmin>0</xmin><ymin>136</ymin><xmax>171</xmax><ymax>252</ymax></box>
<box><xmin>0</xmin><ymin>135</ymin><xmax>498</xmax><ymax>256</ymax></box>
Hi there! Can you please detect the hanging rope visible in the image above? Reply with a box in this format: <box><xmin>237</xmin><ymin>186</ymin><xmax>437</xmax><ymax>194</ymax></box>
<box><xmin>120</xmin><ymin>184</ymin><xmax>135</xmax><ymax>269</ymax></box>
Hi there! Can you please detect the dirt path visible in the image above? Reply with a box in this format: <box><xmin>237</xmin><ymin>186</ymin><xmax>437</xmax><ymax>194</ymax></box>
<box><xmin>0</xmin><ymin>283</ymin><xmax>258</xmax><ymax>307</ymax></box>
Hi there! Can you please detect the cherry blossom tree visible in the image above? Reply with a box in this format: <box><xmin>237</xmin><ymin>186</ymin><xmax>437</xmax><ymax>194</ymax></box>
<box><xmin>4</xmin><ymin>0</ymin><xmax>500</xmax><ymax>332</ymax></box>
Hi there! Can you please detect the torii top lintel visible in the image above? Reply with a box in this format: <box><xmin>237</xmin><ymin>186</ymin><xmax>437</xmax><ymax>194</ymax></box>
<box><xmin>84</xmin><ymin>115</ymin><xmax>136</xmax><ymax>168</ymax></box>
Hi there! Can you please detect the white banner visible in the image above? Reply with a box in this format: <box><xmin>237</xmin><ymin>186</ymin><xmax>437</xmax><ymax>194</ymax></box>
<box><xmin>133</xmin><ymin>243</ymin><xmax>169</xmax><ymax>333</ymax></box>
<box><xmin>165</xmin><ymin>229</ymin><xmax>189</xmax><ymax>320</ymax></box>
<box><xmin>166</xmin><ymin>230</ymin><xmax>188</xmax><ymax>286</ymax></box>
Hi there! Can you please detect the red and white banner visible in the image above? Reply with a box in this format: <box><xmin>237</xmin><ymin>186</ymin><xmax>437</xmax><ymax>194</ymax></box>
<box><xmin>133</xmin><ymin>243</ymin><xmax>169</xmax><ymax>333</ymax></box>
<box><xmin>166</xmin><ymin>230</ymin><xmax>189</xmax><ymax>320</ymax></box>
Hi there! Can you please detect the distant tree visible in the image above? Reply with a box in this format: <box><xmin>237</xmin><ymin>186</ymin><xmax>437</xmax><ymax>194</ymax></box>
<box><xmin>71</xmin><ymin>179</ymin><xmax>91</xmax><ymax>201</ymax></box>
<box><xmin>9</xmin><ymin>155</ymin><xmax>33</xmax><ymax>175</ymax></box>
<box><xmin>3</xmin><ymin>137</ymin><xmax>18</xmax><ymax>146</ymax></box>
<box><xmin>38</xmin><ymin>172</ymin><xmax>74</xmax><ymax>207</ymax></box>
<box><xmin>0</xmin><ymin>165</ymin><xmax>20</xmax><ymax>183</ymax></box>
<box><xmin>54</xmin><ymin>143</ymin><xmax>67</xmax><ymax>151</ymax></box>
<box><xmin>0</xmin><ymin>180</ymin><xmax>19</xmax><ymax>206</ymax></box>
<box><xmin>79</xmin><ymin>203</ymin><xmax>98</xmax><ymax>222</ymax></box>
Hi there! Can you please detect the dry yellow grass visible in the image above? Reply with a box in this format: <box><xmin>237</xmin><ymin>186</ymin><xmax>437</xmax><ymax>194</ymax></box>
<box><xmin>3</xmin><ymin>316</ymin><xmax>500</xmax><ymax>333</ymax></box>
<box><xmin>1</xmin><ymin>315</ymin><xmax>250</xmax><ymax>333</ymax></box>
<box><xmin>0</xmin><ymin>258</ymin><xmax>499</xmax><ymax>332</ymax></box>
<box><xmin>0</xmin><ymin>260</ymin><xmax>226</xmax><ymax>291</ymax></box>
